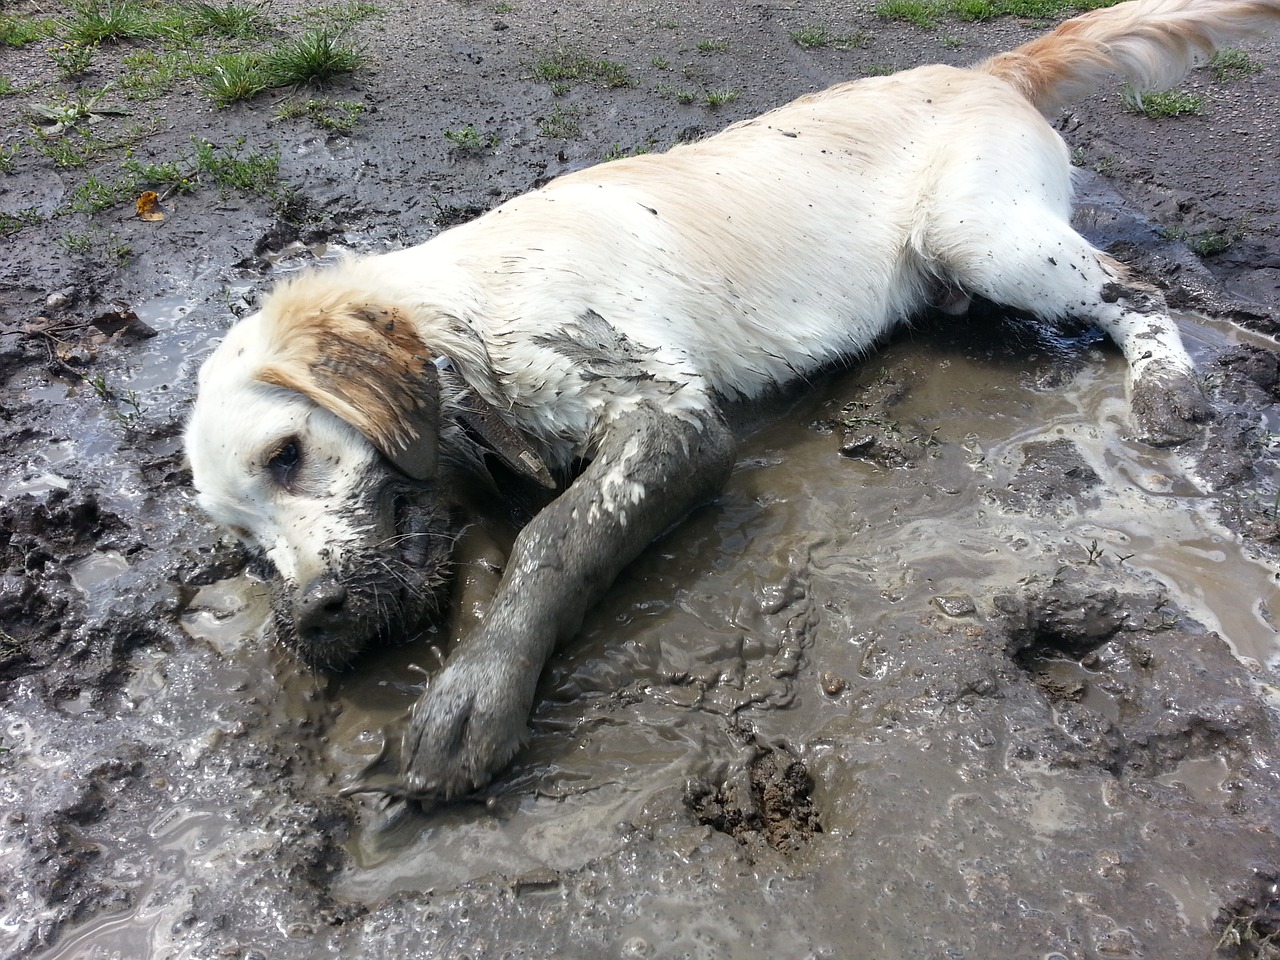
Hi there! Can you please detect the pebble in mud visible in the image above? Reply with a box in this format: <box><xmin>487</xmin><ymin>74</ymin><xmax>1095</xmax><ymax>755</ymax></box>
<box><xmin>820</xmin><ymin>671</ymin><xmax>848</xmax><ymax>696</ymax></box>
<box><xmin>932</xmin><ymin>594</ymin><xmax>977</xmax><ymax>617</ymax></box>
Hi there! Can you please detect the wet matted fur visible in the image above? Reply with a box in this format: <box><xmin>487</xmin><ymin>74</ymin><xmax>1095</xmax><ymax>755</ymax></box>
<box><xmin>186</xmin><ymin>0</ymin><xmax>1280</xmax><ymax>801</ymax></box>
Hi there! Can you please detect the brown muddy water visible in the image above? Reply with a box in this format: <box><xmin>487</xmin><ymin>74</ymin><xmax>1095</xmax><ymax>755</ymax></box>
<box><xmin>9</xmin><ymin>294</ymin><xmax>1278</xmax><ymax>959</ymax></box>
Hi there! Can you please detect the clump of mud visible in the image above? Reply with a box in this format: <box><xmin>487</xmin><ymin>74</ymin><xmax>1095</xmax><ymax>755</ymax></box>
<box><xmin>993</xmin><ymin>569</ymin><xmax>1274</xmax><ymax>785</ymax></box>
<box><xmin>994</xmin><ymin>437</ymin><xmax>1102</xmax><ymax>515</ymax></box>
<box><xmin>1203</xmin><ymin>344</ymin><xmax>1280</xmax><ymax>544</ymax></box>
<box><xmin>0</xmin><ymin>490</ymin><xmax>124</xmax><ymax>681</ymax></box>
<box><xmin>826</xmin><ymin>374</ymin><xmax>938</xmax><ymax>469</ymax></box>
<box><xmin>686</xmin><ymin>729</ymin><xmax>822</xmax><ymax>858</ymax></box>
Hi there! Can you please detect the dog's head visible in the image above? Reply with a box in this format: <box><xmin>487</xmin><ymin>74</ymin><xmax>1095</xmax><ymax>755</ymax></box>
<box><xmin>185</xmin><ymin>275</ymin><xmax>458</xmax><ymax>669</ymax></box>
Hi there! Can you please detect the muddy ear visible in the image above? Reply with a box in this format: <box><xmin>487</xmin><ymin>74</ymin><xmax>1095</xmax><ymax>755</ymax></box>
<box><xmin>255</xmin><ymin>300</ymin><xmax>441</xmax><ymax>480</ymax></box>
<box><xmin>456</xmin><ymin>396</ymin><xmax>557</xmax><ymax>491</ymax></box>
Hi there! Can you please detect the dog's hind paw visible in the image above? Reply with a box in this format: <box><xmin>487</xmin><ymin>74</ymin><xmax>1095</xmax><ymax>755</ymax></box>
<box><xmin>1129</xmin><ymin>362</ymin><xmax>1212</xmax><ymax>447</ymax></box>
<box><xmin>399</xmin><ymin>650</ymin><xmax>533</xmax><ymax>802</ymax></box>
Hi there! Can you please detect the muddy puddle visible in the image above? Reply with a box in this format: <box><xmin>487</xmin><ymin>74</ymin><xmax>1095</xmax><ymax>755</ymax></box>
<box><xmin>9</xmin><ymin>299</ymin><xmax>1276</xmax><ymax>960</ymax></box>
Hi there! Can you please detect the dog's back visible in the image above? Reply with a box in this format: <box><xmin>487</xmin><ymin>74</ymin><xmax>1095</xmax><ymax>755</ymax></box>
<box><xmin>369</xmin><ymin>0</ymin><xmax>1278</xmax><ymax>445</ymax></box>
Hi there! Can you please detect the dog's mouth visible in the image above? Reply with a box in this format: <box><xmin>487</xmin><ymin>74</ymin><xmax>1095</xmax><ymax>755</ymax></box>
<box><xmin>271</xmin><ymin>482</ymin><xmax>456</xmax><ymax>670</ymax></box>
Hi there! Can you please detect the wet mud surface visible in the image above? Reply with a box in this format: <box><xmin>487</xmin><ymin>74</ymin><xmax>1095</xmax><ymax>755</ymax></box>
<box><xmin>2</xmin><ymin>2</ymin><xmax>1280</xmax><ymax>958</ymax></box>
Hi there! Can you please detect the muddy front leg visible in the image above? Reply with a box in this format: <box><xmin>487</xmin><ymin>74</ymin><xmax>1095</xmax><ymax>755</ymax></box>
<box><xmin>1093</xmin><ymin>272</ymin><xmax>1211</xmax><ymax>447</ymax></box>
<box><xmin>400</xmin><ymin>402</ymin><xmax>735</xmax><ymax>801</ymax></box>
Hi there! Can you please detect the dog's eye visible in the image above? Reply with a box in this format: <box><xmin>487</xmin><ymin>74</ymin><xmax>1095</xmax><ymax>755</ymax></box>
<box><xmin>266</xmin><ymin>436</ymin><xmax>303</xmax><ymax>488</ymax></box>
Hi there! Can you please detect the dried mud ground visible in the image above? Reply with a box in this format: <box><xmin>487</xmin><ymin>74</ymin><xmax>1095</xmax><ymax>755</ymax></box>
<box><xmin>2</xmin><ymin>2</ymin><xmax>1280</xmax><ymax>959</ymax></box>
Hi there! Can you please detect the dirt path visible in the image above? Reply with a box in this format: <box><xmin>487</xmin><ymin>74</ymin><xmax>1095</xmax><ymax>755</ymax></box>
<box><xmin>1</xmin><ymin>2</ymin><xmax>1278</xmax><ymax>958</ymax></box>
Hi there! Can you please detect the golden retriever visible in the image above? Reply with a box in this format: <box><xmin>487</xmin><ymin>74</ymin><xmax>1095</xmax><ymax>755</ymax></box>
<box><xmin>186</xmin><ymin>0</ymin><xmax>1280</xmax><ymax>800</ymax></box>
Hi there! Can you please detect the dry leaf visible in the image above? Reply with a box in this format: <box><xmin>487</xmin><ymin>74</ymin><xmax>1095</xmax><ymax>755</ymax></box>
<box><xmin>136</xmin><ymin>191</ymin><xmax>165</xmax><ymax>222</ymax></box>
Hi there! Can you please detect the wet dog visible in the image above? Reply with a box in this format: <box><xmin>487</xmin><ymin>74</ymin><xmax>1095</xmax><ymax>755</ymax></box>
<box><xmin>186</xmin><ymin>0</ymin><xmax>1280</xmax><ymax>801</ymax></box>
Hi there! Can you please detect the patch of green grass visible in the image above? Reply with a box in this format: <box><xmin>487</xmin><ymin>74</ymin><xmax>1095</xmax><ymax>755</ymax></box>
<box><xmin>33</xmin><ymin>122</ymin><xmax>147</xmax><ymax>169</ymax></box>
<box><xmin>603</xmin><ymin>139</ymin><xmax>654</xmax><ymax>161</ymax></box>
<box><xmin>69</xmin><ymin>173</ymin><xmax>133</xmax><ymax>213</ymax></box>
<box><xmin>443</xmin><ymin>124</ymin><xmax>498</xmax><ymax>153</ymax></box>
<box><xmin>204</xmin><ymin>52</ymin><xmax>269</xmax><ymax>105</ymax></box>
<box><xmin>34</xmin><ymin>129</ymin><xmax>110</xmax><ymax>168</ymax></box>
<box><xmin>875</xmin><ymin>0</ymin><xmax>940</xmax><ymax>28</ymax></box>
<box><xmin>654</xmin><ymin>83</ymin><xmax>698</xmax><ymax>105</ymax></box>
<box><xmin>532</xmin><ymin>48</ymin><xmax>634</xmax><ymax>89</ymax></box>
<box><xmin>89</xmin><ymin>373</ymin><xmax>144</xmax><ymax>427</ymax></box>
<box><xmin>704</xmin><ymin>88</ymin><xmax>740</xmax><ymax>107</ymax></box>
<box><xmin>1209</xmin><ymin>48</ymin><xmax>1262</xmax><ymax>83</ymax></box>
<box><xmin>193</xmin><ymin>137</ymin><xmax>280</xmax><ymax>193</ymax></box>
<box><xmin>107</xmin><ymin>233</ymin><xmax>132</xmax><ymax>265</ymax></box>
<box><xmin>262</xmin><ymin>28</ymin><xmax>365</xmax><ymax>86</ymax></box>
<box><xmin>1124</xmin><ymin>86</ymin><xmax>1204</xmax><ymax>117</ymax></box>
<box><xmin>119</xmin><ymin>49</ymin><xmax>193</xmax><ymax>99</ymax></box>
<box><xmin>188</xmin><ymin>0</ymin><xmax>269</xmax><ymax>38</ymax></box>
<box><xmin>537</xmin><ymin>104</ymin><xmax>581</xmax><ymax>139</ymax></box>
<box><xmin>0</xmin><ymin>143</ymin><xmax>18</xmax><ymax>172</ymax></box>
<box><xmin>1</xmin><ymin>14</ymin><xmax>58</xmax><ymax>47</ymax></box>
<box><xmin>122</xmin><ymin>156</ymin><xmax>196</xmax><ymax>192</ymax></box>
<box><xmin>278</xmin><ymin>97</ymin><xmax>364</xmax><ymax>131</ymax></box>
<box><xmin>789</xmin><ymin>25</ymin><xmax>873</xmax><ymax>49</ymax></box>
<box><xmin>0</xmin><ymin>77</ymin><xmax>17</xmax><ymax>96</ymax></box>
<box><xmin>60</xmin><ymin>0</ymin><xmax>157</xmax><ymax>45</ymax></box>
<box><xmin>1162</xmin><ymin>215</ymin><xmax>1251</xmax><ymax>257</ymax></box>
<box><xmin>59</xmin><ymin>232</ymin><xmax>94</xmax><ymax>255</ymax></box>
<box><xmin>1186</xmin><ymin>231</ymin><xmax>1232</xmax><ymax>256</ymax></box>
<box><xmin>696</xmin><ymin>38</ymin><xmax>728</xmax><ymax>53</ymax></box>
<box><xmin>652</xmin><ymin>55</ymin><xmax>670</xmax><ymax>70</ymax></box>
<box><xmin>875</xmin><ymin>0</ymin><xmax>1115</xmax><ymax>28</ymax></box>
<box><xmin>0</xmin><ymin>208</ymin><xmax>44</xmax><ymax>235</ymax></box>
<box><xmin>495</xmin><ymin>1</ymin><xmax>516</xmax><ymax>12</ymax></box>
<box><xmin>50</xmin><ymin>42</ymin><xmax>96</xmax><ymax>80</ymax></box>
<box><xmin>119</xmin><ymin>137</ymin><xmax>280</xmax><ymax>200</ymax></box>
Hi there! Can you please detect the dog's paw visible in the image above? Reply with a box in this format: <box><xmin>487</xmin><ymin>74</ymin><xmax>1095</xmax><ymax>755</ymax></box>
<box><xmin>399</xmin><ymin>652</ymin><xmax>533</xmax><ymax>802</ymax></box>
<box><xmin>1129</xmin><ymin>362</ymin><xmax>1212</xmax><ymax>447</ymax></box>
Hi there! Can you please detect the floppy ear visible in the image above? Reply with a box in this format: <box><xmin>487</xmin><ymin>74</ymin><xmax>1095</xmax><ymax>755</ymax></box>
<box><xmin>255</xmin><ymin>299</ymin><xmax>441</xmax><ymax>480</ymax></box>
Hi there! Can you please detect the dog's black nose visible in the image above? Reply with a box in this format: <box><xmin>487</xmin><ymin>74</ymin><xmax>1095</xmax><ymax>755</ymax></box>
<box><xmin>296</xmin><ymin>574</ymin><xmax>348</xmax><ymax>636</ymax></box>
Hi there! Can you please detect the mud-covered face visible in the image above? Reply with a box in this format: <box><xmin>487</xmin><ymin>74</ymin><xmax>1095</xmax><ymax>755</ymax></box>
<box><xmin>187</xmin><ymin>383</ymin><xmax>458</xmax><ymax>668</ymax></box>
<box><xmin>185</xmin><ymin>303</ymin><xmax>457</xmax><ymax>669</ymax></box>
<box><xmin>260</xmin><ymin>469</ymin><xmax>456</xmax><ymax>669</ymax></box>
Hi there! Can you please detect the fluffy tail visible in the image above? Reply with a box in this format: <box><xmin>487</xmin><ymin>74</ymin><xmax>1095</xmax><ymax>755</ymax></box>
<box><xmin>978</xmin><ymin>0</ymin><xmax>1280</xmax><ymax>113</ymax></box>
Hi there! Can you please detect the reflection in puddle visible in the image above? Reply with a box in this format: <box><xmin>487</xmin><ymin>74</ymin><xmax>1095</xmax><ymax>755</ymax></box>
<box><xmin>69</xmin><ymin>550</ymin><xmax>130</xmax><ymax>594</ymax></box>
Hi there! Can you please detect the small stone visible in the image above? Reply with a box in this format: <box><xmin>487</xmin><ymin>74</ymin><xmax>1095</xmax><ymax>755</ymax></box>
<box><xmin>820</xmin><ymin>671</ymin><xmax>847</xmax><ymax>696</ymax></box>
<box><xmin>933</xmin><ymin>594</ymin><xmax>977</xmax><ymax>617</ymax></box>
<box><xmin>45</xmin><ymin>288</ymin><xmax>75</xmax><ymax>311</ymax></box>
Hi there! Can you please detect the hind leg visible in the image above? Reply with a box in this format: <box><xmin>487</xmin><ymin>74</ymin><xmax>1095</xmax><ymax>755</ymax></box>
<box><xmin>935</xmin><ymin>214</ymin><xmax>1210</xmax><ymax>446</ymax></box>
<box><xmin>1087</xmin><ymin>252</ymin><xmax>1211</xmax><ymax>445</ymax></box>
